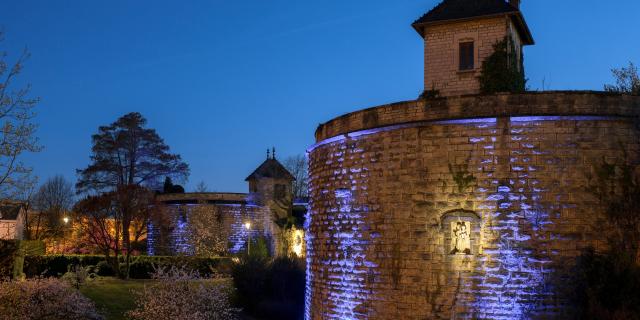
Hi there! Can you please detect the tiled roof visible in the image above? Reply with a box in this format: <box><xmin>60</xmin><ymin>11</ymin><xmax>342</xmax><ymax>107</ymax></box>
<box><xmin>0</xmin><ymin>204</ymin><xmax>22</xmax><ymax>220</ymax></box>
<box><xmin>412</xmin><ymin>0</ymin><xmax>534</xmax><ymax>44</ymax></box>
<box><xmin>245</xmin><ymin>158</ymin><xmax>295</xmax><ymax>181</ymax></box>
<box><xmin>414</xmin><ymin>0</ymin><xmax>518</xmax><ymax>25</ymax></box>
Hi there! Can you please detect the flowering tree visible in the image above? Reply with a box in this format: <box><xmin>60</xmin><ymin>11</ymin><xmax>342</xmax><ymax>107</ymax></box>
<box><xmin>188</xmin><ymin>206</ymin><xmax>227</xmax><ymax>257</ymax></box>
<box><xmin>127</xmin><ymin>266</ymin><xmax>239</xmax><ymax>320</ymax></box>
<box><xmin>0</xmin><ymin>277</ymin><xmax>103</xmax><ymax>320</ymax></box>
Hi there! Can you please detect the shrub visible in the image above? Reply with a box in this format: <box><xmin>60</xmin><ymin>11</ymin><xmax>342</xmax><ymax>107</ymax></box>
<box><xmin>262</xmin><ymin>257</ymin><xmax>306</xmax><ymax>319</ymax></box>
<box><xmin>24</xmin><ymin>255</ymin><xmax>104</xmax><ymax>277</ymax></box>
<box><xmin>62</xmin><ymin>265</ymin><xmax>96</xmax><ymax>289</ymax></box>
<box><xmin>479</xmin><ymin>36</ymin><xmax>527</xmax><ymax>94</ymax></box>
<box><xmin>567</xmin><ymin>248</ymin><xmax>640</xmax><ymax>320</ymax></box>
<box><xmin>23</xmin><ymin>255</ymin><xmax>232</xmax><ymax>279</ymax></box>
<box><xmin>127</xmin><ymin>266</ymin><xmax>239</xmax><ymax>320</ymax></box>
<box><xmin>0</xmin><ymin>240</ymin><xmax>20</xmax><ymax>278</ymax></box>
<box><xmin>232</xmin><ymin>256</ymin><xmax>306</xmax><ymax>320</ymax></box>
<box><xmin>0</xmin><ymin>277</ymin><xmax>103</xmax><ymax>320</ymax></box>
<box><xmin>231</xmin><ymin>255</ymin><xmax>268</xmax><ymax>312</ymax></box>
<box><xmin>128</xmin><ymin>256</ymin><xmax>231</xmax><ymax>279</ymax></box>
<box><xmin>96</xmin><ymin>260</ymin><xmax>115</xmax><ymax>277</ymax></box>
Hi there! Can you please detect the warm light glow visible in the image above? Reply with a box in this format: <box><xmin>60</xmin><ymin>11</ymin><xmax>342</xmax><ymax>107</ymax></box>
<box><xmin>291</xmin><ymin>228</ymin><xmax>305</xmax><ymax>257</ymax></box>
<box><xmin>63</xmin><ymin>217</ymin><xmax>70</xmax><ymax>224</ymax></box>
<box><xmin>244</xmin><ymin>222</ymin><xmax>251</xmax><ymax>230</ymax></box>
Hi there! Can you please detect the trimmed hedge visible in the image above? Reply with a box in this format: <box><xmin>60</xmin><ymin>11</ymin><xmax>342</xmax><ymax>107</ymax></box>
<box><xmin>1</xmin><ymin>240</ymin><xmax>45</xmax><ymax>279</ymax></box>
<box><xmin>0</xmin><ymin>240</ymin><xmax>20</xmax><ymax>278</ymax></box>
<box><xmin>24</xmin><ymin>255</ymin><xmax>232</xmax><ymax>279</ymax></box>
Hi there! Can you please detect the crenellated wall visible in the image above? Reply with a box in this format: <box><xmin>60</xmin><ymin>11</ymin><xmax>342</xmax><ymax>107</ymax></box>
<box><xmin>306</xmin><ymin>92</ymin><xmax>640</xmax><ymax>319</ymax></box>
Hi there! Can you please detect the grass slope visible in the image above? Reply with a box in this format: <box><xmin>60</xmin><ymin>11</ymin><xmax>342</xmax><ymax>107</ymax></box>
<box><xmin>80</xmin><ymin>278</ymin><xmax>152</xmax><ymax>320</ymax></box>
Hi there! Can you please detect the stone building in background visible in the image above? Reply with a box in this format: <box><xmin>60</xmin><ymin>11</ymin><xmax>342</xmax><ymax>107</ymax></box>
<box><xmin>147</xmin><ymin>151</ymin><xmax>307</xmax><ymax>258</ymax></box>
<box><xmin>0</xmin><ymin>202</ymin><xmax>26</xmax><ymax>240</ymax></box>
<box><xmin>305</xmin><ymin>0</ymin><xmax>640</xmax><ymax>319</ymax></box>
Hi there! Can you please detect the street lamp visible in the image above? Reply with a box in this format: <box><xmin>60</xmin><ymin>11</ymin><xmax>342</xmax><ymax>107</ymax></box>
<box><xmin>244</xmin><ymin>222</ymin><xmax>252</xmax><ymax>255</ymax></box>
<box><xmin>62</xmin><ymin>216</ymin><xmax>70</xmax><ymax>252</ymax></box>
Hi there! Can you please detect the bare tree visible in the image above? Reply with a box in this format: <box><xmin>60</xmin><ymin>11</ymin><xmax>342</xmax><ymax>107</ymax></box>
<box><xmin>74</xmin><ymin>193</ymin><xmax>121</xmax><ymax>273</ymax></box>
<box><xmin>15</xmin><ymin>176</ymin><xmax>37</xmax><ymax>239</ymax></box>
<box><xmin>194</xmin><ymin>181</ymin><xmax>208</xmax><ymax>193</ymax></box>
<box><xmin>0</xmin><ymin>32</ymin><xmax>42</xmax><ymax>199</ymax></box>
<box><xmin>283</xmin><ymin>154</ymin><xmax>308</xmax><ymax>199</ymax></box>
<box><xmin>605</xmin><ymin>62</ymin><xmax>640</xmax><ymax>95</ymax></box>
<box><xmin>30</xmin><ymin>175</ymin><xmax>75</xmax><ymax>239</ymax></box>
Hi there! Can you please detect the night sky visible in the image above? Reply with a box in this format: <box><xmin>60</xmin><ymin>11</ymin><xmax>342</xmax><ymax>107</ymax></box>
<box><xmin>1</xmin><ymin>0</ymin><xmax>638</xmax><ymax>192</ymax></box>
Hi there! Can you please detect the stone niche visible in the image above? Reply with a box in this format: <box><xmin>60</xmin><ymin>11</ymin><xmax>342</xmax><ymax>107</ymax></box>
<box><xmin>306</xmin><ymin>92</ymin><xmax>640</xmax><ymax>320</ymax></box>
<box><xmin>441</xmin><ymin>210</ymin><xmax>481</xmax><ymax>271</ymax></box>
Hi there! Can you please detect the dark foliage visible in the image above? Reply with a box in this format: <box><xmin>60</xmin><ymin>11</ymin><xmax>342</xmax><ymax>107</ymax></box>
<box><xmin>95</xmin><ymin>260</ymin><xmax>115</xmax><ymax>277</ymax></box>
<box><xmin>232</xmin><ymin>255</ymin><xmax>268</xmax><ymax>312</ymax></box>
<box><xmin>232</xmin><ymin>256</ymin><xmax>305</xmax><ymax>320</ymax></box>
<box><xmin>604</xmin><ymin>62</ymin><xmax>640</xmax><ymax>95</ymax></box>
<box><xmin>563</xmin><ymin>160</ymin><xmax>640</xmax><ymax>319</ymax></box>
<box><xmin>568</xmin><ymin>248</ymin><xmax>640</xmax><ymax>320</ymax></box>
<box><xmin>23</xmin><ymin>255</ymin><xmax>232</xmax><ymax>279</ymax></box>
<box><xmin>76</xmin><ymin>112</ymin><xmax>189</xmax><ymax>278</ymax></box>
<box><xmin>162</xmin><ymin>177</ymin><xmax>185</xmax><ymax>194</ymax></box>
<box><xmin>76</xmin><ymin>112</ymin><xmax>189</xmax><ymax>193</ymax></box>
<box><xmin>0</xmin><ymin>240</ymin><xmax>19</xmax><ymax>278</ymax></box>
<box><xmin>419</xmin><ymin>87</ymin><xmax>441</xmax><ymax>100</ymax></box>
<box><xmin>0</xmin><ymin>240</ymin><xmax>44</xmax><ymax>279</ymax></box>
<box><xmin>479</xmin><ymin>36</ymin><xmax>527</xmax><ymax>94</ymax></box>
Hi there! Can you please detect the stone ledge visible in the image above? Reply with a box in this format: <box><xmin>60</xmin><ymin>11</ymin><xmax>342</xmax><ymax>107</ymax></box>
<box><xmin>156</xmin><ymin>192</ymin><xmax>248</xmax><ymax>203</ymax></box>
<box><xmin>315</xmin><ymin>91</ymin><xmax>640</xmax><ymax>142</ymax></box>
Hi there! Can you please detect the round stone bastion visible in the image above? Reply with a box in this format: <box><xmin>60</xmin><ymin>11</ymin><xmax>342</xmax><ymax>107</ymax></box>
<box><xmin>305</xmin><ymin>92</ymin><xmax>640</xmax><ymax>320</ymax></box>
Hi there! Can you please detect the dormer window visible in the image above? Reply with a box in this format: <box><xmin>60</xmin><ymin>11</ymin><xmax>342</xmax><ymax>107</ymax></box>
<box><xmin>459</xmin><ymin>41</ymin><xmax>474</xmax><ymax>71</ymax></box>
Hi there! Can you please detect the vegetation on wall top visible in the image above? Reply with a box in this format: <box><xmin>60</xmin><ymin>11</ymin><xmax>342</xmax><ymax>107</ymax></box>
<box><xmin>605</xmin><ymin>62</ymin><xmax>640</xmax><ymax>95</ymax></box>
<box><xmin>479</xmin><ymin>36</ymin><xmax>527</xmax><ymax>94</ymax></box>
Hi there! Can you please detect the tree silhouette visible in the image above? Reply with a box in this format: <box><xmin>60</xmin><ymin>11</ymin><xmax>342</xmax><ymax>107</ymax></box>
<box><xmin>76</xmin><ymin>112</ymin><xmax>189</xmax><ymax>277</ymax></box>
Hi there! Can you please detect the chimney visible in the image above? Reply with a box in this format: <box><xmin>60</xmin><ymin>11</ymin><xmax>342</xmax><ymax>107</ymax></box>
<box><xmin>509</xmin><ymin>0</ymin><xmax>520</xmax><ymax>9</ymax></box>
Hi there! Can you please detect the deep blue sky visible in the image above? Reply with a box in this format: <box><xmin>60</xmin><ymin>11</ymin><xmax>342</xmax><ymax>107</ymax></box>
<box><xmin>1</xmin><ymin>0</ymin><xmax>638</xmax><ymax>193</ymax></box>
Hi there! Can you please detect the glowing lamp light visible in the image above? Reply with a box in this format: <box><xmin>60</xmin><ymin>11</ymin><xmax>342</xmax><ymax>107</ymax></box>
<box><xmin>244</xmin><ymin>222</ymin><xmax>251</xmax><ymax>230</ymax></box>
<box><xmin>292</xmin><ymin>229</ymin><xmax>305</xmax><ymax>257</ymax></box>
<box><xmin>63</xmin><ymin>217</ymin><xmax>70</xmax><ymax>224</ymax></box>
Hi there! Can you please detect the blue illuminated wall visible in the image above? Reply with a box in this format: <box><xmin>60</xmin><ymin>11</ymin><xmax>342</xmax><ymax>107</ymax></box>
<box><xmin>306</xmin><ymin>113</ymin><xmax>638</xmax><ymax>319</ymax></box>
<box><xmin>147</xmin><ymin>201</ymin><xmax>270</xmax><ymax>256</ymax></box>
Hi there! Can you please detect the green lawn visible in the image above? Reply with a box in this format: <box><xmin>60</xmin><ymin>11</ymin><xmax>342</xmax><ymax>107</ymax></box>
<box><xmin>80</xmin><ymin>277</ymin><xmax>152</xmax><ymax>320</ymax></box>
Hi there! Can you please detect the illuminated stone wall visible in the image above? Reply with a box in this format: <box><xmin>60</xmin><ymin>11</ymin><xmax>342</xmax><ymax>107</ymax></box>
<box><xmin>306</xmin><ymin>92</ymin><xmax>640</xmax><ymax>319</ymax></box>
<box><xmin>147</xmin><ymin>194</ymin><xmax>273</xmax><ymax>256</ymax></box>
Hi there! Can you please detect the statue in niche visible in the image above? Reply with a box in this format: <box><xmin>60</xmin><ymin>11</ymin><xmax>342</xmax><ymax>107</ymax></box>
<box><xmin>450</xmin><ymin>221</ymin><xmax>471</xmax><ymax>255</ymax></box>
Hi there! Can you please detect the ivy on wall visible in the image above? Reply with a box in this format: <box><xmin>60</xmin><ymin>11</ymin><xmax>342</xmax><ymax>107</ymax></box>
<box><xmin>479</xmin><ymin>36</ymin><xmax>527</xmax><ymax>94</ymax></box>
<box><xmin>448</xmin><ymin>163</ymin><xmax>476</xmax><ymax>193</ymax></box>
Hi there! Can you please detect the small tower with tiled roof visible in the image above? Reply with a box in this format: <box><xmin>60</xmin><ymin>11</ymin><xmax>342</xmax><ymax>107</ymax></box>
<box><xmin>412</xmin><ymin>0</ymin><xmax>534</xmax><ymax>97</ymax></box>
<box><xmin>245</xmin><ymin>148</ymin><xmax>295</xmax><ymax>207</ymax></box>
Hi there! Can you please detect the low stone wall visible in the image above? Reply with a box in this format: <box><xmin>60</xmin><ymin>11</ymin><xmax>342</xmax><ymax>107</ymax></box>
<box><xmin>148</xmin><ymin>193</ymin><xmax>271</xmax><ymax>256</ymax></box>
<box><xmin>305</xmin><ymin>92</ymin><xmax>640</xmax><ymax>319</ymax></box>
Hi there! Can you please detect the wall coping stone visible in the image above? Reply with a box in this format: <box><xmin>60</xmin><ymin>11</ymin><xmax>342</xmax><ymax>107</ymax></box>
<box><xmin>315</xmin><ymin>91</ymin><xmax>640</xmax><ymax>143</ymax></box>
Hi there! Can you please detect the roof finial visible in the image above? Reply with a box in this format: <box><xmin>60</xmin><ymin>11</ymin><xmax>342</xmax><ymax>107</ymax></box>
<box><xmin>272</xmin><ymin>147</ymin><xmax>276</xmax><ymax>159</ymax></box>
<box><xmin>267</xmin><ymin>148</ymin><xmax>270</xmax><ymax>159</ymax></box>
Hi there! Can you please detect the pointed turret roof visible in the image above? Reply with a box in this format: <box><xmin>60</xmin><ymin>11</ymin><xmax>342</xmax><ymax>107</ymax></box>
<box><xmin>245</xmin><ymin>158</ymin><xmax>295</xmax><ymax>181</ymax></box>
